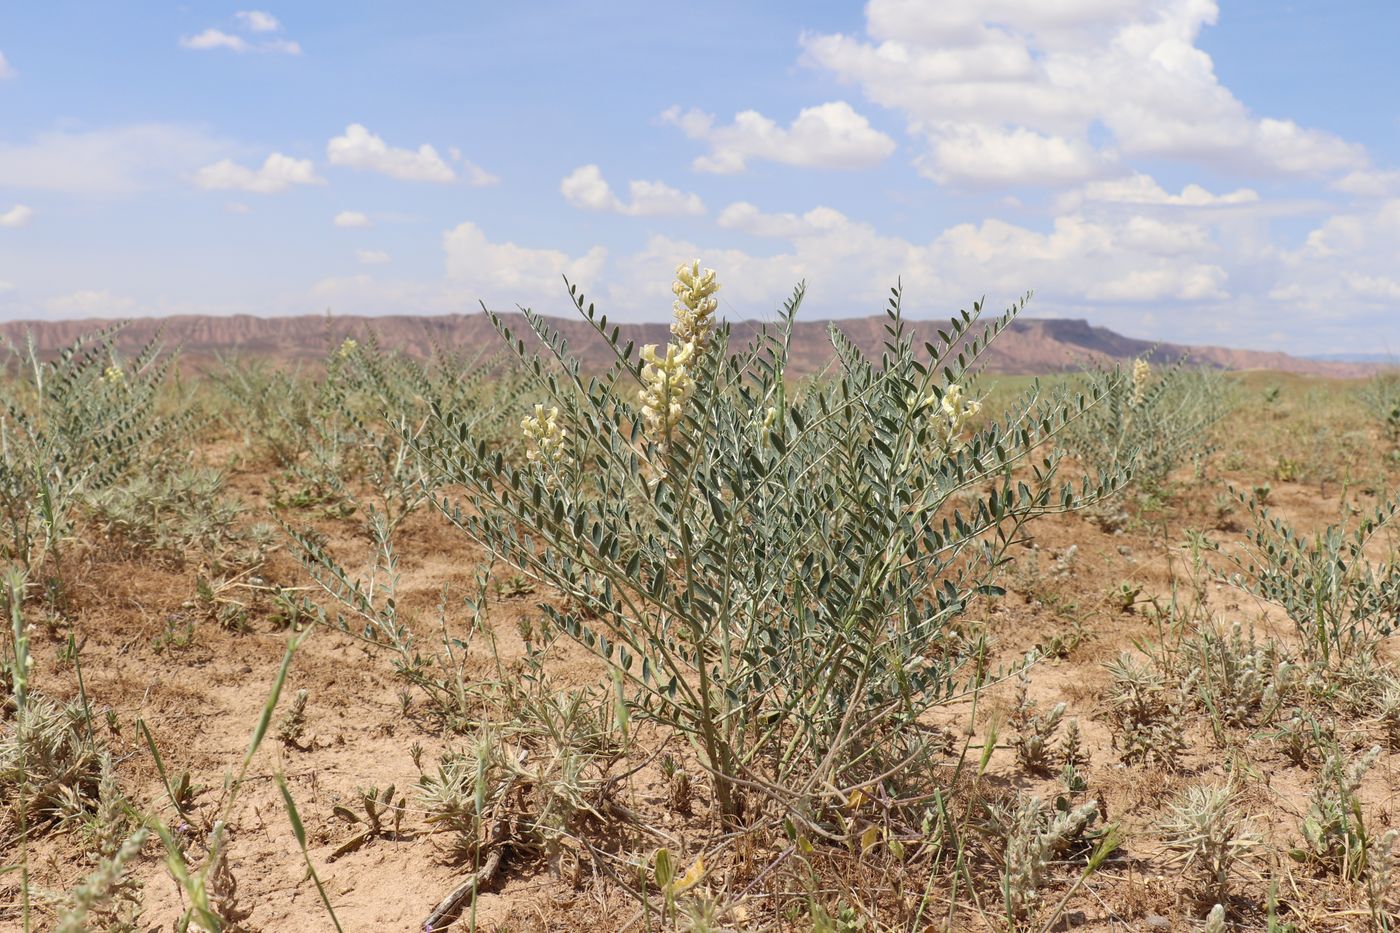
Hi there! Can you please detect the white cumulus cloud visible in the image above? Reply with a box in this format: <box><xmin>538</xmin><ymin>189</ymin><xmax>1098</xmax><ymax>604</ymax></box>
<box><xmin>334</xmin><ymin>210</ymin><xmax>371</xmax><ymax>228</ymax></box>
<box><xmin>801</xmin><ymin>0</ymin><xmax>1366</xmax><ymax>186</ymax></box>
<box><xmin>921</xmin><ymin>125</ymin><xmax>1104</xmax><ymax>185</ymax></box>
<box><xmin>180</xmin><ymin>29</ymin><xmax>254</xmax><ymax>53</ymax></box>
<box><xmin>443</xmin><ymin>221</ymin><xmax>607</xmax><ymax>306</ymax></box>
<box><xmin>235</xmin><ymin>11</ymin><xmax>281</xmax><ymax>32</ymax></box>
<box><xmin>717</xmin><ymin>202</ymin><xmax>849</xmax><ymax>238</ymax></box>
<box><xmin>560</xmin><ymin>165</ymin><xmax>705</xmax><ymax>216</ymax></box>
<box><xmin>181</xmin><ymin>12</ymin><xmax>300</xmax><ymax>54</ymax></box>
<box><xmin>0</xmin><ymin>51</ymin><xmax>16</xmax><ymax>79</ymax></box>
<box><xmin>1062</xmin><ymin>172</ymin><xmax>1259</xmax><ymax>210</ymax></box>
<box><xmin>193</xmin><ymin>153</ymin><xmax>324</xmax><ymax>193</ymax></box>
<box><xmin>327</xmin><ymin>124</ymin><xmax>457</xmax><ymax>183</ymax></box>
<box><xmin>1270</xmin><ymin>199</ymin><xmax>1400</xmax><ymax>319</ymax></box>
<box><xmin>1332</xmin><ymin>169</ymin><xmax>1400</xmax><ymax>198</ymax></box>
<box><xmin>661</xmin><ymin>101</ymin><xmax>896</xmax><ymax>173</ymax></box>
<box><xmin>448</xmin><ymin>148</ymin><xmax>501</xmax><ymax>187</ymax></box>
<box><xmin>0</xmin><ymin>205</ymin><xmax>34</xmax><ymax>228</ymax></box>
<box><xmin>356</xmin><ymin>249</ymin><xmax>391</xmax><ymax>265</ymax></box>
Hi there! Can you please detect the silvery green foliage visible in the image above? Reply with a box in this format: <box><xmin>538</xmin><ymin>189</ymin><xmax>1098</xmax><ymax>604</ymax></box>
<box><xmin>1012</xmin><ymin>671</ymin><xmax>1067</xmax><ymax>773</ymax></box>
<box><xmin>1296</xmin><ymin>745</ymin><xmax>1381</xmax><ymax>878</ymax></box>
<box><xmin>1187</xmin><ymin>621</ymin><xmax>1295</xmax><ymax>727</ymax></box>
<box><xmin>1367</xmin><ymin>829</ymin><xmax>1398</xmax><ymax>925</ymax></box>
<box><xmin>1</xmin><ymin>325</ymin><xmax>178</xmax><ymax>573</ymax></box>
<box><xmin>1063</xmin><ymin>357</ymin><xmax>1228</xmax><ymax>492</ymax></box>
<box><xmin>326</xmin><ymin>336</ymin><xmax>527</xmax><ymax>532</ymax></box>
<box><xmin>85</xmin><ymin>464</ymin><xmax>240</xmax><ymax>560</ymax></box>
<box><xmin>1104</xmin><ymin>652</ymin><xmax>1187</xmax><ymax>769</ymax></box>
<box><xmin>1359</xmin><ymin>372</ymin><xmax>1400</xmax><ymax>446</ymax></box>
<box><xmin>55</xmin><ymin>826</ymin><xmax>148</xmax><ymax>933</ymax></box>
<box><xmin>993</xmin><ymin>794</ymin><xmax>1101</xmax><ymax>918</ymax></box>
<box><xmin>0</xmin><ymin>693</ymin><xmax>101</xmax><ymax>824</ymax></box>
<box><xmin>416</xmin><ymin>279</ymin><xmax>1127</xmax><ymax>826</ymax></box>
<box><xmin>1158</xmin><ymin>783</ymin><xmax>1259</xmax><ymax>899</ymax></box>
<box><xmin>1220</xmin><ymin>491</ymin><xmax>1400</xmax><ymax>667</ymax></box>
<box><xmin>211</xmin><ymin>354</ymin><xmax>322</xmax><ymax>469</ymax></box>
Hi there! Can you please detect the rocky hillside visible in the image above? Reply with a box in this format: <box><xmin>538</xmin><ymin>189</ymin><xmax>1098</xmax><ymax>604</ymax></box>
<box><xmin>0</xmin><ymin>311</ymin><xmax>1379</xmax><ymax>377</ymax></box>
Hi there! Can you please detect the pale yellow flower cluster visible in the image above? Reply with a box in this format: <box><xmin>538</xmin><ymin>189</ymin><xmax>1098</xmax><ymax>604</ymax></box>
<box><xmin>1130</xmin><ymin>358</ymin><xmax>1151</xmax><ymax>408</ymax></box>
<box><xmin>637</xmin><ymin>260</ymin><xmax>721</xmax><ymax>443</ymax></box>
<box><xmin>521</xmin><ymin>403</ymin><xmax>569</xmax><ymax>466</ymax></box>
<box><xmin>935</xmin><ymin>383</ymin><xmax>981</xmax><ymax>451</ymax></box>
<box><xmin>337</xmin><ymin>338</ymin><xmax>359</xmax><ymax>359</ymax></box>
<box><xmin>670</xmin><ymin>260</ymin><xmax>720</xmax><ymax>349</ymax></box>
<box><xmin>102</xmin><ymin>365</ymin><xmax>124</xmax><ymax>385</ymax></box>
<box><xmin>638</xmin><ymin>341</ymin><xmax>697</xmax><ymax>437</ymax></box>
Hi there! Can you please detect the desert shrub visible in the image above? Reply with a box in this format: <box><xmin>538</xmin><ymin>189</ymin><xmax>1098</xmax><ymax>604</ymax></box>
<box><xmin>211</xmin><ymin>354</ymin><xmax>323</xmax><ymax>469</ymax></box>
<box><xmin>325</xmin><ymin>336</ymin><xmax>527</xmax><ymax>533</ymax></box>
<box><xmin>1218</xmin><ymin>491</ymin><xmax>1400</xmax><ymax>668</ymax></box>
<box><xmin>984</xmin><ymin>793</ymin><xmax>1102</xmax><ymax>919</ymax></box>
<box><xmin>1062</xmin><ymin>356</ymin><xmax>1228</xmax><ymax>492</ymax></box>
<box><xmin>0</xmin><ymin>326</ymin><xmax>180</xmax><ymax>577</ymax></box>
<box><xmin>1011</xmin><ymin>671</ymin><xmax>1067</xmax><ymax>773</ymax></box>
<box><xmin>85</xmin><ymin>462</ymin><xmax>241</xmax><ymax>561</ymax></box>
<box><xmin>1158</xmin><ymin>782</ymin><xmax>1259</xmax><ymax>900</ymax></box>
<box><xmin>1294</xmin><ymin>744</ymin><xmax>1382</xmax><ymax>879</ymax></box>
<box><xmin>1103</xmin><ymin>651</ymin><xmax>1188</xmax><ymax>769</ymax></box>
<box><xmin>1187</xmin><ymin>621</ymin><xmax>1296</xmax><ymax>729</ymax></box>
<box><xmin>0</xmin><ymin>693</ymin><xmax>102</xmax><ymax>829</ymax></box>
<box><xmin>1359</xmin><ymin>371</ymin><xmax>1400</xmax><ymax>448</ymax></box>
<box><xmin>409</xmin><ymin>263</ymin><xmax>1126</xmax><ymax>830</ymax></box>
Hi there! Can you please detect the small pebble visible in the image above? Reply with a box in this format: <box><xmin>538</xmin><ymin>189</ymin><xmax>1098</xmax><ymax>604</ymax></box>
<box><xmin>240</xmin><ymin>664</ymin><xmax>252</xmax><ymax>674</ymax></box>
<box><xmin>1145</xmin><ymin>916</ymin><xmax>1171</xmax><ymax>931</ymax></box>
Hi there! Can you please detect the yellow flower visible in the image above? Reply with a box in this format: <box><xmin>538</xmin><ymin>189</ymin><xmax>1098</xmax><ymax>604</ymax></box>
<box><xmin>102</xmin><ymin>365</ymin><xmax>124</xmax><ymax>385</ymax></box>
<box><xmin>670</xmin><ymin>260</ymin><xmax>720</xmax><ymax>350</ymax></box>
<box><xmin>520</xmin><ymin>403</ymin><xmax>569</xmax><ymax>466</ymax></box>
<box><xmin>337</xmin><ymin>337</ymin><xmax>359</xmax><ymax>359</ymax></box>
<box><xmin>934</xmin><ymin>383</ymin><xmax>981</xmax><ymax>451</ymax></box>
<box><xmin>638</xmin><ymin>341</ymin><xmax>696</xmax><ymax>438</ymax></box>
<box><xmin>1130</xmin><ymin>358</ymin><xmax>1151</xmax><ymax>408</ymax></box>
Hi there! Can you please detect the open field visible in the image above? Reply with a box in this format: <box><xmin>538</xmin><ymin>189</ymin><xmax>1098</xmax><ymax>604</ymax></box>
<box><xmin>4</xmin><ymin>295</ymin><xmax>1400</xmax><ymax>933</ymax></box>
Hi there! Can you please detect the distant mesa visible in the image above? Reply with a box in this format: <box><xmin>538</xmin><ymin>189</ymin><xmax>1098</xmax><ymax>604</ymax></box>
<box><xmin>0</xmin><ymin>311</ymin><xmax>1383</xmax><ymax>378</ymax></box>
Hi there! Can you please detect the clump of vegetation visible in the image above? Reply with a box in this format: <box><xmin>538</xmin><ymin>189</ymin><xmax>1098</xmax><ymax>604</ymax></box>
<box><xmin>1187</xmin><ymin>620</ymin><xmax>1296</xmax><ymax>730</ymax></box>
<box><xmin>1359</xmin><ymin>372</ymin><xmax>1400</xmax><ymax>451</ymax></box>
<box><xmin>1011</xmin><ymin>671</ymin><xmax>1067</xmax><ymax>773</ymax></box>
<box><xmin>412</xmin><ymin>265</ymin><xmax>1127</xmax><ymax>833</ymax></box>
<box><xmin>85</xmin><ymin>462</ymin><xmax>241</xmax><ymax>562</ymax></box>
<box><xmin>1158</xmin><ymin>782</ymin><xmax>1259</xmax><ymax>900</ymax></box>
<box><xmin>276</xmin><ymin>688</ymin><xmax>310</xmax><ymax>749</ymax></box>
<box><xmin>985</xmin><ymin>793</ymin><xmax>1103</xmax><ymax>919</ymax></box>
<box><xmin>1062</xmin><ymin>355</ymin><xmax>1229</xmax><ymax>493</ymax></box>
<box><xmin>1219</xmin><ymin>490</ymin><xmax>1400</xmax><ymax>668</ymax></box>
<box><xmin>1295</xmin><ymin>744</ymin><xmax>1381</xmax><ymax>878</ymax></box>
<box><xmin>1</xmin><ymin>326</ymin><xmax>182</xmax><ymax>581</ymax></box>
<box><xmin>1104</xmin><ymin>651</ymin><xmax>1188</xmax><ymax>769</ymax></box>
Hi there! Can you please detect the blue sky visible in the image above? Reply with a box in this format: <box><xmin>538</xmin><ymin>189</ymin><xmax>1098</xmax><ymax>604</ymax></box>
<box><xmin>1</xmin><ymin>2</ymin><xmax>1398</xmax><ymax>354</ymax></box>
